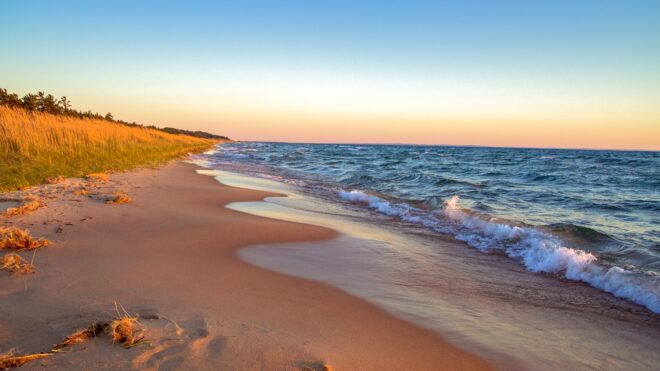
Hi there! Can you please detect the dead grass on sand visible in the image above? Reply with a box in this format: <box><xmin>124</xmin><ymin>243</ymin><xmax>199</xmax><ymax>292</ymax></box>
<box><xmin>1</xmin><ymin>253</ymin><xmax>34</xmax><ymax>274</ymax></box>
<box><xmin>51</xmin><ymin>322</ymin><xmax>108</xmax><ymax>352</ymax></box>
<box><xmin>109</xmin><ymin>302</ymin><xmax>145</xmax><ymax>348</ymax></box>
<box><xmin>53</xmin><ymin>303</ymin><xmax>145</xmax><ymax>351</ymax></box>
<box><xmin>0</xmin><ymin>305</ymin><xmax>146</xmax><ymax>369</ymax></box>
<box><xmin>1</xmin><ymin>197</ymin><xmax>43</xmax><ymax>217</ymax></box>
<box><xmin>110</xmin><ymin>316</ymin><xmax>144</xmax><ymax>347</ymax></box>
<box><xmin>0</xmin><ymin>227</ymin><xmax>50</xmax><ymax>250</ymax></box>
<box><xmin>51</xmin><ymin>314</ymin><xmax>144</xmax><ymax>352</ymax></box>
<box><xmin>105</xmin><ymin>192</ymin><xmax>131</xmax><ymax>205</ymax></box>
<box><xmin>0</xmin><ymin>349</ymin><xmax>52</xmax><ymax>370</ymax></box>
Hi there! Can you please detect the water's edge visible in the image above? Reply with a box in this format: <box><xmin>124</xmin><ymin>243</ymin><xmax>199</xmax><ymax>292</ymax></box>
<box><xmin>195</xmin><ymin>166</ymin><xmax>660</xmax><ymax>371</ymax></box>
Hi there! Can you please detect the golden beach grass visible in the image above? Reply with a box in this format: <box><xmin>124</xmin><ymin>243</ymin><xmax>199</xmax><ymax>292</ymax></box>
<box><xmin>0</xmin><ymin>106</ymin><xmax>217</xmax><ymax>191</ymax></box>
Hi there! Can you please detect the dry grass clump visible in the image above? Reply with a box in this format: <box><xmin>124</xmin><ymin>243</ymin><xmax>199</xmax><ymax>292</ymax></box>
<box><xmin>5</xmin><ymin>200</ymin><xmax>42</xmax><ymax>216</ymax></box>
<box><xmin>0</xmin><ymin>305</ymin><xmax>146</xmax><ymax>369</ymax></box>
<box><xmin>51</xmin><ymin>315</ymin><xmax>144</xmax><ymax>352</ymax></box>
<box><xmin>85</xmin><ymin>173</ymin><xmax>110</xmax><ymax>182</ymax></box>
<box><xmin>110</xmin><ymin>316</ymin><xmax>144</xmax><ymax>347</ymax></box>
<box><xmin>109</xmin><ymin>302</ymin><xmax>145</xmax><ymax>348</ymax></box>
<box><xmin>52</xmin><ymin>322</ymin><xmax>108</xmax><ymax>352</ymax></box>
<box><xmin>105</xmin><ymin>192</ymin><xmax>131</xmax><ymax>205</ymax></box>
<box><xmin>0</xmin><ymin>349</ymin><xmax>52</xmax><ymax>369</ymax></box>
<box><xmin>1</xmin><ymin>197</ymin><xmax>43</xmax><ymax>217</ymax></box>
<box><xmin>0</xmin><ymin>227</ymin><xmax>50</xmax><ymax>250</ymax></box>
<box><xmin>1</xmin><ymin>253</ymin><xmax>34</xmax><ymax>274</ymax></box>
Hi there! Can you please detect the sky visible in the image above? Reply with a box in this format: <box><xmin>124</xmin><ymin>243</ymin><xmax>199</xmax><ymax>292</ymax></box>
<box><xmin>1</xmin><ymin>0</ymin><xmax>659</xmax><ymax>150</ymax></box>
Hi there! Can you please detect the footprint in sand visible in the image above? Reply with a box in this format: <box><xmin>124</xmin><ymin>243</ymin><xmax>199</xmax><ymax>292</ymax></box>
<box><xmin>177</xmin><ymin>315</ymin><xmax>210</xmax><ymax>339</ymax></box>
<box><xmin>131</xmin><ymin>314</ymin><xmax>225</xmax><ymax>371</ymax></box>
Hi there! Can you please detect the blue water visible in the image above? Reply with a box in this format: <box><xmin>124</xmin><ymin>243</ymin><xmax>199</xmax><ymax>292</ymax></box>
<box><xmin>205</xmin><ymin>142</ymin><xmax>660</xmax><ymax>312</ymax></box>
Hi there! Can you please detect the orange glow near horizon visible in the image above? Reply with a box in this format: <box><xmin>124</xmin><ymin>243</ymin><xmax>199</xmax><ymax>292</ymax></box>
<box><xmin>210</xmin><ymin>113</ymin><xmax>659</xmax><ymax>150</ymax></box>
<box><xmin>94</xmin><ymin>72</ymin><xmax>659</xmax><ymax>151</ymax></box>
<box><xmin>110</xmin><ymin>106</ymin><xmax>660</xmax><ymax>151</ymax></box>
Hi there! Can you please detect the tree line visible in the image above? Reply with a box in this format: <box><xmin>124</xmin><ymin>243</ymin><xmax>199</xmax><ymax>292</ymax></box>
<box><xmin>0</xmin><ymin>87</ymin><xmax>229</xmax><ymax>140</ymax></box>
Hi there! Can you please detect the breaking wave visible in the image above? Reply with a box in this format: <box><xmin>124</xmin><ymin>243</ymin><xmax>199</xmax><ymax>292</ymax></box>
<box><xmin>339</xmin><ymin>191</ymin><xmax>660</xmax><ymax>313</ymax></box>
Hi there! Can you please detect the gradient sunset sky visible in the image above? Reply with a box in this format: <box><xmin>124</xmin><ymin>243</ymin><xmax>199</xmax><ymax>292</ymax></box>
<box><xmin>2</xmin><ymin>0</ymin><xmax>659</xmax><ymax>150</ymax></box>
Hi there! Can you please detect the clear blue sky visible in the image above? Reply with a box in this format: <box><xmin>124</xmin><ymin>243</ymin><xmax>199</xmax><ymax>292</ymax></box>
<box><xmin>2</xmin><ymin>0</ymin><xmax>659</xmax><ymax>149</ymax></box>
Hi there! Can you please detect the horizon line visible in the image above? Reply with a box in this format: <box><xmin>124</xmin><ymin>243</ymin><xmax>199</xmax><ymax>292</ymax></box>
<box><xmin>234</xmin><ymin>140</ymin><xmax>659</xmax><ymax>153</ymax></box>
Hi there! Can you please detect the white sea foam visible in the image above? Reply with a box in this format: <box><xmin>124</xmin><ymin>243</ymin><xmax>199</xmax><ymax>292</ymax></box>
<box><xmin>340</xmin><ymin>191</ymin><xmax>660</xmax><ymax>313</ymax></box>
<box><xmin>338</xmin><ymin>190</ymin><xmax>424</xmax><ymax>222</ymax></box>
<box><xmin>339</xmin><ymin>190</ymin><xmax>398</xmax><ymax>215</ymax></box>
<box><xmin>445</xmin><ymin>196</ymin><xmax>659</xmax><ymax>313</ymax></box>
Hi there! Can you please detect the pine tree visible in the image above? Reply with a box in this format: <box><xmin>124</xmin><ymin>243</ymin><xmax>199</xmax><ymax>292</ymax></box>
<box><xmin>43</xmin><ymin>94</ymin><xmax>59</xmax><ymax>114</ymax></box>
<box><xmin>21</xmin><ymin>94</ymin><xmax>39</xmax><ymax>111</ymax></box>
<box><xmin>36</xmin><ymin>91</ymin><xmax>46</xmax><ymax>111</ymax></box>
<box><xmin>59</xmin><ymin>96</ymin><xmax>71</xmax><ymax>113</ymax></box>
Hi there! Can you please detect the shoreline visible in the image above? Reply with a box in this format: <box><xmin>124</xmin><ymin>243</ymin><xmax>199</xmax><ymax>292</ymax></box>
<box><xmin>194</xmin><ymin>166</ymin><xmax>660</xmax><ymax>370</ymax></box>
<box><xmin>0</xmin><ymin>161</ymin><xmax>492</xmax><ymax>370</ymax></box>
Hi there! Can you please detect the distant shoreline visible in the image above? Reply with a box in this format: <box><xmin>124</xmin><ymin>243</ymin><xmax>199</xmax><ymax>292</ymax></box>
<box><xmin>235</xmin><ymin>140</ymin><xmax>660</xmax><ymax>153</ymax></box>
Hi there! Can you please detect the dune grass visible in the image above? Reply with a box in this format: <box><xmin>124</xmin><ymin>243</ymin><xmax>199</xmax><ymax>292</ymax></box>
<box><xmin>0</xmin><ymin>106</ymin><xmax>218</xmax><ymax>191</ymax></box>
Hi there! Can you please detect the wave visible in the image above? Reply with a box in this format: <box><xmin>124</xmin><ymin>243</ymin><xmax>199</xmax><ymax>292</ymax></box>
<box><xmin>338</xmin><ymin>174</ymin><xmax>378</xmax><ymax>186</ymax></box>
<box><xmin>527</xmin><ymin>174</ymin><xmax>559</xmax><ymax>182</ymax></box>
<box><xmin>544</xmin><ymin>223</ymin><xmax>616</xmax><ymax>244</ymax></box>
<box><xmin>339</xmin><ymin>190</ymin><xmax>413</xmax><ymax>217</ymax></box>
<box><xmin>339</xmin><ymin>191</ymin><xmax>660</xmax><ymax>313</ymax></box>
<box><xmin>434</xmin><ymin>177</ymin><xmax>483</xmax><ymax>188</ymax></box>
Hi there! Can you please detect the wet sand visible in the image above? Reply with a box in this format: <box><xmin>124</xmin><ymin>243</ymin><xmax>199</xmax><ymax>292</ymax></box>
<box><xmin>0</xmin><ymin>161</ymin><xmax>492</xmax><ymax>370</ymax></box>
